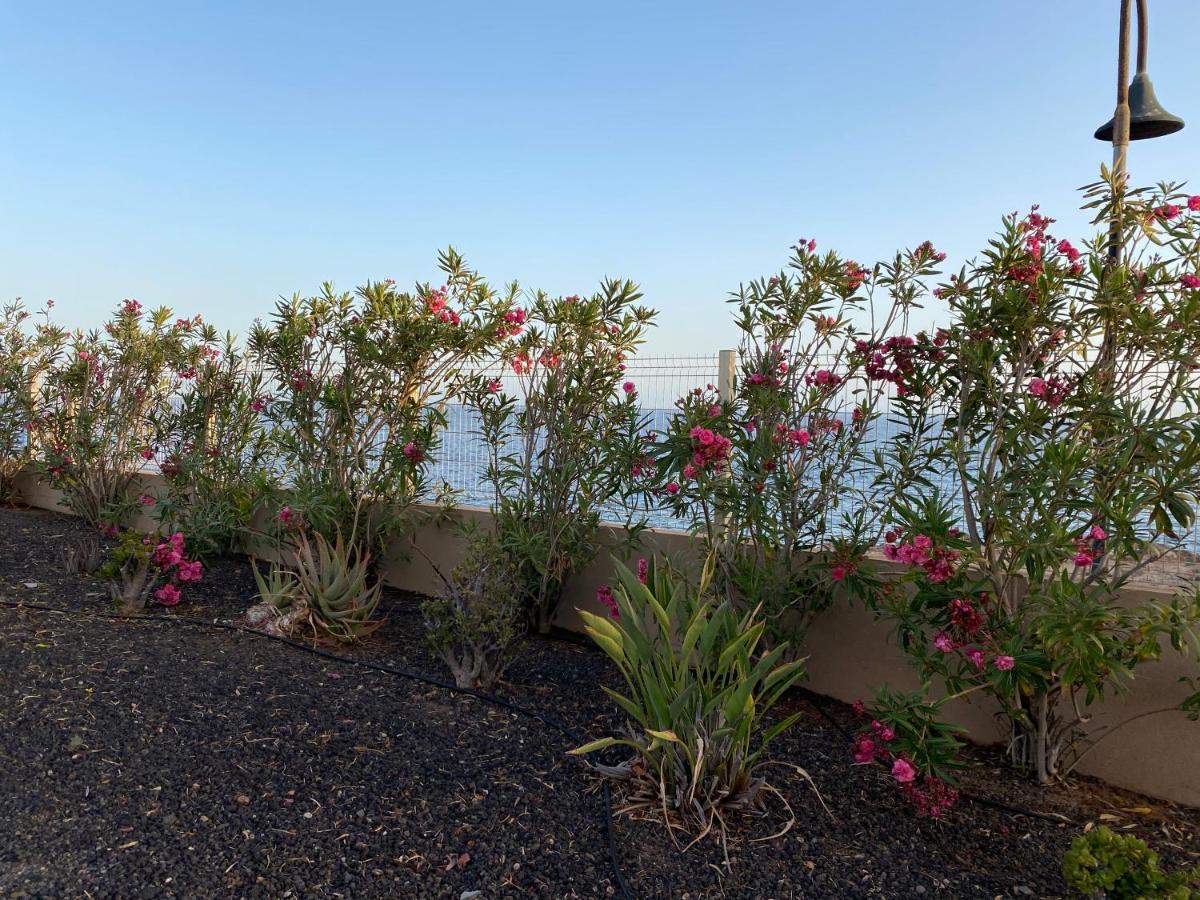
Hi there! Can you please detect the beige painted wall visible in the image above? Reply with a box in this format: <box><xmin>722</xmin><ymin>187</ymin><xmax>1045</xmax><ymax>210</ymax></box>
<box><xmin>12</xmin><ymin>469</ymin><xmax>1199</xmax><ymax>807</ymax></box>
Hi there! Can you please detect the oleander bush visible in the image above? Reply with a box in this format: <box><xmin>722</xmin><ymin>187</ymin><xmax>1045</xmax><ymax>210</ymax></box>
<box><xmin>248</xmin><ymin>249</ymin><xmax>517</xmax><ymax>556</ymax></box>
<box><xmin>865</xmin><ymin>174</ymin><xmax>1200</xmax><ymax>788</ymax></box>
<box><xmin>0</xmin><ymin>299</ymin><xmax>66</xmax><ymax>502</ymax></box>
<box><xmin>98</xmin><ymin>529</ymin><xmax>204</xmax><ymax>612</ymax></box>
<box><xmin>465</xmin><ymin>282</ymin><xmax>655</xmax><ymax>632</ymax></box>
<box><xmin>37</xmin><ymin>300</ymin><xmax>204</xmax><ymax>528</ymax></box>
<box><xmin>648</xmin><ymin>239</ymin><xmax>936</xmax><ymax>650</ymax></box>
<box><xmin>147</xmin><ymin>328</ymin><xmax>273</xmax><ymax>559</ymax></box>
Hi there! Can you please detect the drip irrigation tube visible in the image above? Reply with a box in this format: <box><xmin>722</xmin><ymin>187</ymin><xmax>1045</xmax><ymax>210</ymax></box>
<box><xmin>0</xmin><ymin>599</ymin><xmax>635</xmax><ymax>900</ymax></box>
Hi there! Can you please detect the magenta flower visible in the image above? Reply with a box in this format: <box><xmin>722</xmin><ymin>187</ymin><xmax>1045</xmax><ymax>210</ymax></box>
<box><xmin>402</xmin><ymin>441</ymin><xmax>424</xmax><ymax>463</ymax></box>
<box><xmin>1089</xmin><ymin>525</ymin><xmax>1107</xmax><ymax>541</ymax></box>
<box><xmin>891</xmin><ymin>758</ymin><xmax>917</xmax><ymax>783</ymax></box>
<box><xmin>154</xmin><ymin>584</ymin><xmax>182</xmax><ymax>606</ymax></box>
<box><xmin>140</xmin><ymin>448</ymin><xmax>155</xmax><ymax>461</ymax></box>
<box><xmin>1182</xmin><ymin>274</ymin><xmax>1200</xmax><ymax>290</ymax></box>
<box><xmin>138</xmin><ymin>494</ymin><xmax>155</xmax><ymax>507</ymax></box>
<box><xmin>176</xmin><ymin>560</ymin><xmax>204</xmax><ymax>583</ymax></box>
<box><xmin>596</xmin><ymin>584</ymin><xmax>619</xmax><ymax>619</ymax></box>
<box><xmin>932</xmin><ymin>631</ymin><xmax>955</xmax><ymax>653</ymax></box>
<box><xmin>852</xmin><ymin>735</ymin><xmax>877</xmax><ymax>764</ymax></box>
<box><xmin>622</xmin><ymin>381</ymin><xmax>636</xmax><ymax>394</ymax></box>
<box><xmin>994</xmin><ymin>655</ymin><xmax>1015</xmax><ymax>672</ymax></box>
<box><xmin>487</xmin><ymin>378</ymin><xmax>502</xmax><ymax>393</ymax></box>
<box><xmin>1189</xmin><ymin>196</ymin><xmax>1200</xmax><ymax>212</ymax></box>
<box><xmin>665</xmin><ymin>481</ymin><xmax>680</xmax><ymax>495</ymax></box>
<box><xmin>830</xmin><ymin>565</ymin><xmax>846</xmax><ymax>582</ymax></box>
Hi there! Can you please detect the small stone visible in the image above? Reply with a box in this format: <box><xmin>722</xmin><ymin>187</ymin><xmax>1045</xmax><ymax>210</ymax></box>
<box><xmin>236</xmin><ymin>795</ymin><xmax>251</xmax><ymax>806</ymax></box>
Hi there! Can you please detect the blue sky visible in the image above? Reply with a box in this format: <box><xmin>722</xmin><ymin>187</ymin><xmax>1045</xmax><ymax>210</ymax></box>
<box><xmin>3</xmin><ymin>1</ymin><xmax>1199</xmax><ymax>354</ymax></box>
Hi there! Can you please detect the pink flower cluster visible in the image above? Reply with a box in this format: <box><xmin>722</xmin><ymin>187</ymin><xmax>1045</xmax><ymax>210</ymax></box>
<box><xmin>687</xmin><ymin>426</ymin><xmax>732</xmax><ymax>474</ymax></box>
<box><xmin>497</xmin><ymin>308</ymin><xmax>526</xmax><ymax>338</ymax></box>
<box><xmin>150</xmin><ymin>532</ymin><xmax>202</xmax><ymax>606</ymax></box>
<box><xmin>851</xmin><ymin>709</ymin><xmax>958</xmax><ymax>817</ymax></box>
<box><xmin>1027</xmin><ymin>376</ymin><xmax>1071</xmax><ymax>409</ymax></box>
<box><xmin>1072</xmin><ymin>525</ymin><xmax>1107</xmax><ymax>568</ymax></box>
<box><xmin>596</xmin><ymin>584</ymin><xmax>619</xmax><ymax>619</ymax></box>
<box><xmin>881</xmin><ymin>529</ymin><xmax>959</xmax><ymax>583</ymax></box>
<box><xmin>425</xmin><ymin>286</ymin><xmax>461</xmax><ymax>326</ymax></box>
<box><xmin>402</xmin><ymin>440</ymin><xmax>424</xmax><ymax>463</ymax></box>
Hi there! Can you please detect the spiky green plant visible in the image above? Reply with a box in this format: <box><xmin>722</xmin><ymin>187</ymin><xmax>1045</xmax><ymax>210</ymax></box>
<box><xmin>571</xmin><ymin>557</ymin><xmax>816</xmax><ymax>856</ymax></box>
<box><xmin>291</xmin><ymin>533</ymin><xmax>383</xmax><ymax>643</ymax></box>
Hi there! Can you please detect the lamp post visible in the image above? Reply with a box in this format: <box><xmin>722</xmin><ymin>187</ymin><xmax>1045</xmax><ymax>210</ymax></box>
<box><xmin>1094</xmin><ymin>0</ymin><xmax>1185</xmax><ymax>263</ymax></box>
<box><xmin>1090</xmin><ymin>0</ymin><xmax>1184</xmax><ymax>571</ymax></box>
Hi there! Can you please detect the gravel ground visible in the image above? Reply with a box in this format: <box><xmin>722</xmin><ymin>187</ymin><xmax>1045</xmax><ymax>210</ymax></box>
<box><xmin>1</xmin><ymin>506</ymin><xmax>1198</xmax><ymax>899</ymax></box>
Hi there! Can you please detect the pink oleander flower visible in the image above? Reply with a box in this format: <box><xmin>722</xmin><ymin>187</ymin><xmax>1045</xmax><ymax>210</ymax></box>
<box><xmin>1157</xmin><ymin>203</ymin><xmax>1181</xmax><ymax>220</ymax></box>
<box><xmin>708</xmin><ymin>405</ymin><xmax>721</xmax><ymax>417</ymax></box>
<box><xmin>1028</xmin><ymin>377</ymin><xmax>1047</xmax><ymax>398</ymax></box>
<box><xmin>665</xmin><ymin>481</ymin><xmax>680</xmax><ymax>495</ymax></box>
<box><xmin>1182</xmin><ymin>274</ymin><xmax>1200</xmax><ymax>290</ymax></box>
<box><xmin>994</xmin><ymin>655</ymin><xmax>1015</xmax><ymax>672</ymax></box>
<box><xmin>622</xmin><ymin>381</ymin><xmax>635</xmax><ymax>394</ymax></box>
<box><xmin>487</xmin><ymin>378</ymin><xmax>502</xmax><ymax>393</ymax></box>
<box><xmin>1089</xmin><ymin>525</ymin><xmax>1107</xmax><ymax>541</ymax></box>
<box><xmin>138</xmin><ymin>494</ymin><xmax>155</xmax><ymax>507</ymax></box>
<box><xmin>250</xmin><ymin>398</ymin><xmax>266</xmax><ymax>413</ymax></box>
<box><xmin>636</xmin><ymin>558</ymin><xmax>649</xmax><ymax>584</ymax></box>
<box><xmin>852</xmin><ymin>735</ymin><xmax>877</xmax><ymax>764</ymax></box>
<box><xmin>176</xmin><ymin>560</ymin><xmax>204</xmax><ymax>583</ymax></box>
<box><xmin>682</xmin><ymin>463</ymin><xmax>697</xmax><ymax>480</ymax></box>
<box><xmin>140</xmin><ymin>448</ymin><xmax>155</xmax><ymax>461</ymax></box>
<box><xmin>1073</xmin><ymin>550</ymin><xmax>1095</xmax><ymax>568</ymax></box>
<box><xmin>851</xmin><ymin>699</ymin><xmax>866</xmax><ymax>716</ymax></box>
<box><xmin>278</xmin><ymin>506</ymin><xmax>295</xmax><ymax>528</ymax></box>
<box><xmin>1189</xmin><ymin>196</ymin><xmax>1200</xmax><ymax>212</ymax></box>
<box><xmin>871</xmin><ymin>720</ymin><xmax>895</xmax><ymax>742</ymax></box>
<box><xmin>966</xmin><ymin>648</ymin><xmax>986</xmax><ymax>670</ymax></box>
<box><xmin>891</xmin><ymin>758</ymin><xmax>917</xmax><ymax>783</ymax></box>
<box><xmin>830</xmin><ymin>565</ymin><xmax>846</xmax><ymax>582</ymax></box>
<box><xmin>933</xmin><ymin>631</ymin><xmax>955</xmax><ymax>653</ymax></box>
<box><xmin>154</xmin><ymin>584</ymin><xmax>182</xmax><ymax>606</ymax></box>
<box><xmin>402</xmin><ymin>441</ymin><xmax>423</xmax><ymax>463</ymax></box>
<box><xmin>596</xmin><ymin>584</ymin><xmax>619</xmax><ymax>619</ymax></box>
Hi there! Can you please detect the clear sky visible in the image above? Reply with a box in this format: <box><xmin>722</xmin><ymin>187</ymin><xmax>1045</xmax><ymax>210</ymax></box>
<box><xmin>3</xmin><ymin>1</ymin><xmax>1199</xmax><ymax>354</ymax></box>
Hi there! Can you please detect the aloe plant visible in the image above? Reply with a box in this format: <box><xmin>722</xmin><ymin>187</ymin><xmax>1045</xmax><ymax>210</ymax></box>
<box><xmin>571</xmin><ymin>557</ymin><xmax>814</xmax><ymax>852</ymax></box>
<box><xmin>291</xmin><ymin>532</ymin><xmax>383</xmax><ymax>643</ymax></box>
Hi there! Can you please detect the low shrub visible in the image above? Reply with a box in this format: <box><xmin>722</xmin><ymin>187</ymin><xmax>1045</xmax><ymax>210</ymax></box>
<box><xmin>98</xmin><ymin>530</ymin><xmax>204</xmax><ymax>612</ymax></box>
<box><xmin>572</xmin><ymin>557</ymin><xmax>814</xmax><ymax>855</ymax></box>
<box><xmin>1063</xmin><ymin>826</ymin><xmax>1199</xmax><ymax>899</ymax></box>
<box><xmin>421</xmin><ymin>533</ymin><xmax>524</xmax><ymax>690</ymax></box>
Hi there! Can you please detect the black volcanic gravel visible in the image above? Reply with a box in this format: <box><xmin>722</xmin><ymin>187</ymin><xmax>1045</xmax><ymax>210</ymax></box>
<box><xmin>2</xmin><ymin>506</ymin><xmax>1197</xmax><ymax>899</ymax></box>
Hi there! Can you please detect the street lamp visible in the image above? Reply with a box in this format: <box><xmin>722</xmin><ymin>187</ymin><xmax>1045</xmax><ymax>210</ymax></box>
<box><xmin>1093</xmin><ymin>0</ymin><xmax>1185</xmax><ymax>261</ymax></box>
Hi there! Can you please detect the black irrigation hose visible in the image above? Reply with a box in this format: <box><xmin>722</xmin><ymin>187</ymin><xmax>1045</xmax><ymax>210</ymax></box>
<box><xmin>806</xmin><ymin>691</ymin><xmax>1079</xmax><ymax>827</ymax></box>
<box><xmin>0</xmin><ymin>599</ymin><xmax>636</xmax><ymax>900</ymax></box>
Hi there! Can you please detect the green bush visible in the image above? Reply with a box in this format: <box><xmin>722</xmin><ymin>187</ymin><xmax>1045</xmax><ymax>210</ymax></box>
<box><xmin>1063</xmin><ymin>827</ymin><xmax>1199</xmax><ymax>899</ymax></box>
<box><xmin>422</xmin><ymin>533</ymin><xmax>525</xmax><ymax>690</ymax></box>
<box><xmin>572</xmin><ymin>557</ymin><xmax>811</xmax><ymax>844</ymax></box>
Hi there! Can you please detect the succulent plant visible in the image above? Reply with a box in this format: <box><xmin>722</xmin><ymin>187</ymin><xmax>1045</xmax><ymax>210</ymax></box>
<box><xmin>291</xmin><ymin>533</ymin><xmax>384</xmax><ymax>643</ymax></box>
<box><xmin>61</xmin><ymin>536</ymin><xmax>103</xmax><ymax>575</ymax></box>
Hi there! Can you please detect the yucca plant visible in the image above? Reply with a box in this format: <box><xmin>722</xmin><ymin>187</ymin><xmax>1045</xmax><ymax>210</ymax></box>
<box><xmin>571</xmin><ymin>557</ymin><xmax>817</xmax><ymax>858</ymax></box>
<box><xmin>291</xmin><ymin>532</ymin><xmax>384</xmax><ymax>643</ymax></box>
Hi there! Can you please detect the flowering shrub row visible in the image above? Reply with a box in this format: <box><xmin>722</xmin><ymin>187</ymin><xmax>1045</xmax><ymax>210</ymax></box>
<box><xmin>6</xmin><ymin>179</ymin><xmax>1200</xmax><ymax>818</ymax></box>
